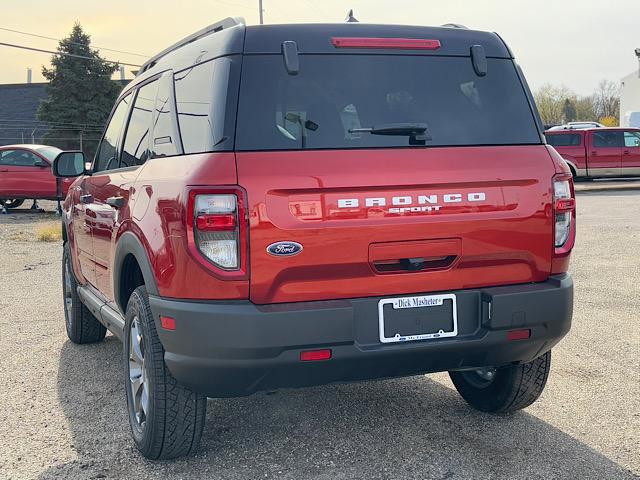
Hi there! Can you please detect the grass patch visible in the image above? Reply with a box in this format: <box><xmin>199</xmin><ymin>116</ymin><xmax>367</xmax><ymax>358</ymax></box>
<box><xmin>35</xmin><ymin>222</ymin><xmax>62</xmax><ymax>242</ymax></box>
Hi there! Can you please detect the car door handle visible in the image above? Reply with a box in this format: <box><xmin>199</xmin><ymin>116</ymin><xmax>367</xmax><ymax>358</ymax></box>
<box><xmin>106</xmin><ymin>196</ymin><xmax>125</xmax><ymax>208</ymax></box>
<box><xmin>590</xmin><ymin>151</ymin><xmax>598</xmax><ymax>156</ymax></box>
<box><xmin>623</xmin><ymin>150</ymin><xmax>630</xmax><ymax>155</ymax></box>
<box><xmin>80</xmin><ymin>194</ymin><xmax>93</xmax><ymax>204</ymax></box>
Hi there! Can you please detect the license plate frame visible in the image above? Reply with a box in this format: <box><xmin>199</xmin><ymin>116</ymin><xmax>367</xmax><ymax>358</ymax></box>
<box><xmin>378</xmin><ymin>294</ymin><xmax>458</xmax><ymax>344</ymax></box>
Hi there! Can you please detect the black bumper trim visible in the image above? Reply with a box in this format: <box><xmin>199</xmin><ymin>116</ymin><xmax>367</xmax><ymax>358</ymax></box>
<box><xmin>150</xmin><ymin>274</ymin><xmax>573</xmax><ymax>397</ymax></box>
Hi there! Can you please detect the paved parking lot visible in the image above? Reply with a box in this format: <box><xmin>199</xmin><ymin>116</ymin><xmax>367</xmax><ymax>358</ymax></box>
<box><xmin>1</xmin><ymin>189</ymin><xmax>639</xmax><ymax>480</ymax></box>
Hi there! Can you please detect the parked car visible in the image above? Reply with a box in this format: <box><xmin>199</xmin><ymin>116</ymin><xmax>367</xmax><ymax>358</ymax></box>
<box><xmin>53</xmin><ymin>18</ymin><xmax>575</xmax><ymax>459</ymax></box>
<box><xmin>547</xmin><ymin>121</ymin><xmax>604</xmax><ymax>131</ymax></box>
<box><xmin>0</xmin><ymin>144</ymin><xmax>73</xmax><ymax>210</ymax></box>
<box><xmin>545</xmin><ymin>127</ymin><xmax>640</xmax><ymax>178</ymax></box>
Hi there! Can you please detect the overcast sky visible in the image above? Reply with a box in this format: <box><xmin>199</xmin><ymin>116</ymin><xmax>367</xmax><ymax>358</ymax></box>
<box><xmin>1</xmin><ymin>0</ymin><xmax>638</xmax><ymax>95</ymax></box>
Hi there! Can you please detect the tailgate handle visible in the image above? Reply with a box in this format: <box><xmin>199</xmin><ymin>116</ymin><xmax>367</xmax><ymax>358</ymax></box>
<box><xmin>369</xmin><ymin>238</ymin><xmax>461</xmax><ymax>274</ymax></box>
<box><xmin>374</xmin><ymin>255</ymin><xmax>457</xmax><ymax>273</ymax></box>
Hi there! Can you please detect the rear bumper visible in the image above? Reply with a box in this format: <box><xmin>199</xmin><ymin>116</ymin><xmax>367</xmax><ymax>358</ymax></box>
<box><xmin>150</xmin><ymin>274</ymin><xmax>573</xmax><ymax>397</ymax></box>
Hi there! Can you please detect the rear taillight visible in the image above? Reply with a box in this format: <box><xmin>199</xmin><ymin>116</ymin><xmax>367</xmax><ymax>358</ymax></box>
<box><xmin>186</xmin><ymin>188</ymin><xmax>248</xmax><ymax>279</ymax></box>
<box><xmin>551</xmin><ymin>175</ymin><xmax>576</xmax><ymax>273</ymax></box>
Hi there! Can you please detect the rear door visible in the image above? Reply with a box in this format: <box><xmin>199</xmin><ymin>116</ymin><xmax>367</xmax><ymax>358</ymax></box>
<box><xmin>622</xmin><ymin>130</ymin><xmax>640</xmax><ymax>174</ymax></box>
<box><xmin>235</xmin><ymin>53</ymin><xmax>554</xmax><ymax>304</ymax></box>
<box><xmin>89</xmin><ymin>80</ymin><xmax>158</xmax><ymax>301</ymax></box>
<box><xmin>588</xmin><ymin>130</ymin><xmax>623</xmax><ymax>176</ymax></box>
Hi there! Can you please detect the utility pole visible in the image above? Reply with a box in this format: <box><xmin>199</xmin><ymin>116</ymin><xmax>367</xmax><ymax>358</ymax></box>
<box><xmin>259</xmin><ymin>0</ymin><xmax>264</xmax><ymax>24</ymax></box>
<box><xmin>79</xmin><ymin>130</ymin><xmax>83</xmax><ymax>151</ymax></box>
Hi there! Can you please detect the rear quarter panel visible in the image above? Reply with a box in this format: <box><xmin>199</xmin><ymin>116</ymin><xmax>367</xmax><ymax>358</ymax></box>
<box><xmin>124</xmin><ymin>152</ymin><xmax>247</xmax><ymax>300</ymax></box>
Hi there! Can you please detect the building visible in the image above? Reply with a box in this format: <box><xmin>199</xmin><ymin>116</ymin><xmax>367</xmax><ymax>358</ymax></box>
<box><xmin>0</xmin><ymin>79</ymin><xmax>128</xmax><ymax>148</ymax></box>
<box><xmin>0</xmin><ymin>82</ymin><xmax>48</xmax><ymax>146</ymax></box>
<box><xmin>620</xmin><ymin>49</ymin><xmax>640</xmax><ymax>127</ymax></box>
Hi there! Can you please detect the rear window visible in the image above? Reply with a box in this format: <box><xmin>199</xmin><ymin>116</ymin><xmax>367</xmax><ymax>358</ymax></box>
<box><xmin>236</xmin><ymin>55</ymin><xmax>540</xmax><ymax>151</ymax></box>
<box><xmin>546</xmin><ymin>133</ymin><xmax>582</xmax><ymax>147</ymax></box>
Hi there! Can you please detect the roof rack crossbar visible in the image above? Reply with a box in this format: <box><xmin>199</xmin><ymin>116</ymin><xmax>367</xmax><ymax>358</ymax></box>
<box><xmin>138</xmin><ymin>16</ymin><xmax>245</xmax><ymax>75</ymax></box>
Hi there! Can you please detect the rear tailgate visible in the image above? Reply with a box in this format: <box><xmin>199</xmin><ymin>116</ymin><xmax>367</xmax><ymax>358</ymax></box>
<box><xmin>237</xmin><ymin>146</ymin><xmax>554</xmax><ymax>304</ymax></box>
<box><xmin>234</xmin><ymin>35</ymin><xmax>551</xmax><ymax>304</ymax></box>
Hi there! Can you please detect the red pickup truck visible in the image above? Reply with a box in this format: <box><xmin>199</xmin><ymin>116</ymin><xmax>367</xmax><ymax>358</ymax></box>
<box><xmin>52</xmin><ymin>19</ymin><xmax>575</xmax><ymax>459</ymax></box>
<box><xmin>545</xmin><ymin>127</ymin><xmax>640</xmax><ymax>179</ymax></box>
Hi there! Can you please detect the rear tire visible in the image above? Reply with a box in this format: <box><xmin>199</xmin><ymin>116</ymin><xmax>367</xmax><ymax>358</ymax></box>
<box><xmin>449</xmin><ymin>351</ymin><xmax>551</xmax><ymax>413</ymax></box>
<box><xmin>62</xmin><ymin>243</ymin><xmax>106</xmax><ymax>344</ymax></box>
<box><xmin>1</xmin><ymin>199</ymin><xmax>24</xmax><ymax>209</ymax></box>
<box><xmin>124</xmin><ymin>285</ymin><xmax>206</xmax><ymax>460</ymax></box>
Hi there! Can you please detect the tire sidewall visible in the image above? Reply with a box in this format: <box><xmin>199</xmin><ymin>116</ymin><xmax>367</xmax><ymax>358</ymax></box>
<box><xmin>123</xmin><ymin>287</ymin><xmax>159</xmax><ymax>452</ymax></box>
<box><xmin>62</xmin><ymin>243</ymin><xmax>75</xmax><ymax>337</ymax></box>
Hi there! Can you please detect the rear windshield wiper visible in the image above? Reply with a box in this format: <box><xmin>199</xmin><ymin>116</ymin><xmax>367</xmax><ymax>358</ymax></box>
<box><xmin>349</xmin><ymin>123</ymin><xmax>432</xmax><ymax>144</ymax></box>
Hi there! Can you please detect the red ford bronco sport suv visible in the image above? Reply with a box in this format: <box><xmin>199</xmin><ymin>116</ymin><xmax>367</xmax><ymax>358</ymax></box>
<box><xmin>53</xmin><ymin>18</ymin><xmax>575</xmax><ymax>459</ymax></box>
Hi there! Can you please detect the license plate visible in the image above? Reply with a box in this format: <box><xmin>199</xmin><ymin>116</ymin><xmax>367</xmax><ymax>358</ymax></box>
<box><xmin>378</xmin><ymin>294</ymin><xmax>458</xmax><ymax>343</ymax></box>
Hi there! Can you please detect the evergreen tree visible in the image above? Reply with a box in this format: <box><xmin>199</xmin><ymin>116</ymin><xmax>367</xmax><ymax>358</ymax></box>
<box><xmin>562</xmin><ymin>98</ymin><xmax>577</xmax><ymax>123</ymax></box>
<box><xmin>38</xmin><ymin>23</ymin><xmax>121</xmax><ymax>157</ymax></box>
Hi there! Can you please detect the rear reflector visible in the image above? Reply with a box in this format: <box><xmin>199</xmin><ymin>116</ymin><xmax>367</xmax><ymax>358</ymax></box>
<box><xmin>506</xmin><ymin>329</ymin><xmax>531</xmax><ymax>341</ymax></box>
<box><xmin>300</xmin><ymin>349</ymin><xmax>332</xmax><ymax>361</ymax></box>
<box><xmin>331</xmin><ymin>37</ymin><xmax>441</xmax><ymax>50</ymax></box>
<box><xmin>160</xmin><ymin>316</ymin><xmax>176</xmax><ymax>331</ymax></box>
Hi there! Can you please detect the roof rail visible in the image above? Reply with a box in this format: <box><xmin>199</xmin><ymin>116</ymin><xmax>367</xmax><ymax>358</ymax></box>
<box><xmin>137</xmin><ymin>17</ymin><xmax>245</xmax><ymax>75</ymax></box>
<box><xmin>441</xmin><ymin>23</ymin><xmax>469</xmax><ymax>29</ymax></box>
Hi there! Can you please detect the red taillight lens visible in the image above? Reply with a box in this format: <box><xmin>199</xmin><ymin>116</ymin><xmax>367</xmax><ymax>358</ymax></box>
<box><xmin>186</xmin><ymin>188</ymin><xmax>248</xmax><ymax>279</ymax></box>
<box><xmin>331</xmin><ymin>37</ymin><xmax>441</xmax><ymax>50</ymax></box>
<box><xmin>300</xmin><ymin>349</ymin><xmax>332</xmax><ymax>361</ymax></box>
<box><xmin>196</xmin><ymin>213</ymin><xmax>236</xmax><ymax>231</ymax></box>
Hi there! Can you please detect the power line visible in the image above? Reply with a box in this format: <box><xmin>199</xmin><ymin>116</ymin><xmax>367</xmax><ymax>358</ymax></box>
<box><xmin>0</xmin><ymin>118</ymin><xmax>106</xmax><ymax>128</ymax></box>
<box><xmin>0</xmin><ymin>26</ymin><xmax>149</xmax><ymax>58</ymax></box>
<box><xmin>0</xmin><ymin>41</ymin><xmax>142</xmax><ymax>67</ymax></box>
<box><xmin>0</xmin><ymin>126</ymin><xmax>104</xmax><ymax>132</ymax></box>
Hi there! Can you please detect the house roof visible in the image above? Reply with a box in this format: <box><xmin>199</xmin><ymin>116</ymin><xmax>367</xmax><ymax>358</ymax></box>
<box><xmin>0</xmin><ymin>83</ymin><xmax>48</xmax><ymax>146</ymax></box>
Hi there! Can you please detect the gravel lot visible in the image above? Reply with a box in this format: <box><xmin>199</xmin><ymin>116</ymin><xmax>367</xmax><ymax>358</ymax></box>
<box><xmin>1</xmin><ymin>190</ymin><xmax>638</xmax><ymax>480</ymax></box>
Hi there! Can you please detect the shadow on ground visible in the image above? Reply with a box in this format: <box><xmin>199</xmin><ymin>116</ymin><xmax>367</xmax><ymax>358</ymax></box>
<box><xmin>40</xmin><ymin>337</ymin><xmax>636</xmax><ymax>480</ymax></box>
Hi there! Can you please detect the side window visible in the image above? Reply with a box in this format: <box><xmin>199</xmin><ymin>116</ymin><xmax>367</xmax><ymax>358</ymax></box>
<box><xmin>174</xmin><ymin>61</ymin><xmax>215</xmax><ymax>154</ymax></box>
<box><xmin>0</xmin><ymin>149</ymin><xmax>41</xmax><ymax>166</ymax></box>
<box><xmin>151</xmin><ymin>72</ymin><xmax>181</xmax><ymax>158</ymax></box>
<box><xmin>546</xmin><ymin>134</ymin><xmax>581</xmax><ymax>147</ymax></box>
<box><xmin>121</xmin><ymin>81</ymin><xmax>158</xmax><ymax>167</ymax></box>
<box><xmin>94</xmin><ymin>93</ymin><xmax>132</xmax><ymax>172</ymax></box>
<box><xmin>623</xmin><ymin>131</ymin><xmax>640</xmax><ymax>148</ymax></box>
<box><xmin>593</xmin><ymin>131</ymin><xmax>624</xmax><ymax>148</ymax></box>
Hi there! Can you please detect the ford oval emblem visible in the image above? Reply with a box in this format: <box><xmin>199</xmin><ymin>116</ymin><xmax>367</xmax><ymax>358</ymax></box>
<box><xmin>266</xmin><ymin>241</ymin><xmax>303</xmax><ymax>257</ymax></box>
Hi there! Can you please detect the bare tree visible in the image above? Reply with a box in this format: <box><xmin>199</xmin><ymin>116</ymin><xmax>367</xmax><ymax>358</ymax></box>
<box><xmin>592</xmin><ymin>80</ymin><xmax>620</xmax><ymax>120</ymax></box>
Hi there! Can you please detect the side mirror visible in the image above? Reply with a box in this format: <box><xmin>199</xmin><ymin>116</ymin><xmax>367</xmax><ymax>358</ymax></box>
<box><xmin>52</xmin><ymin>151</ymin><xmax>86</xmax><ymax>177</ymax></box>
<box><xmin>34</xmin><ymin>158</ymin><xmax>48</xmax><ymax>168</ymax></box>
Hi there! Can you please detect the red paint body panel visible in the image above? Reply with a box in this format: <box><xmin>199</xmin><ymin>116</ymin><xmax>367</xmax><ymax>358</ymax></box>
<box><xmin>237</xmin><ymin>146</ymin><xmax>557</xmax><ymax>304</ymax></box>
<box><xmin>66</xmin><ymin>152</ymin><xmax>245</xmax><ymax>305</ymax></box>
<box><xmin>96</xmin><ymin>153</ymin><xmax>247</xmax><ymax>303</ymax></box>
<box><xmin>0</xmin><ymin>146</ymin><xmax>73</xmax><ymax>200</ymax></box>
